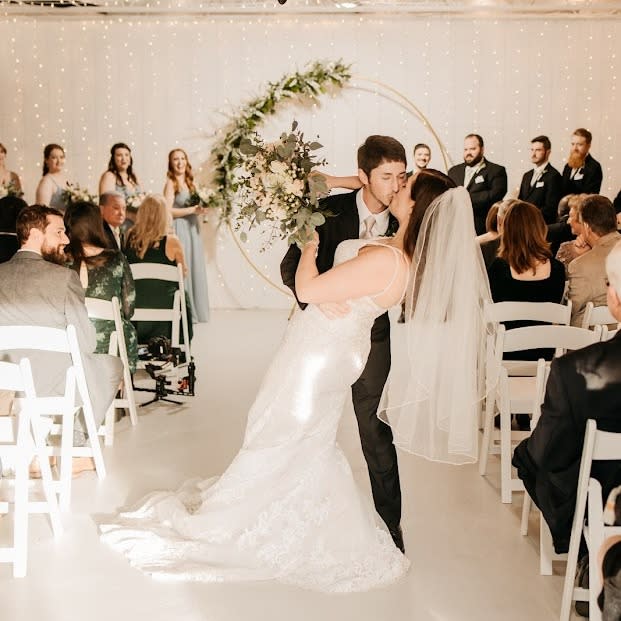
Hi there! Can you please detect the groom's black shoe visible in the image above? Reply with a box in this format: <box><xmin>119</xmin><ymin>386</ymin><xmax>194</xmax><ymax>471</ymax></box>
<box><xmin>388</xmin><ymin>524</ymin><xmax>405</xmax><ymax>553</ymax></box>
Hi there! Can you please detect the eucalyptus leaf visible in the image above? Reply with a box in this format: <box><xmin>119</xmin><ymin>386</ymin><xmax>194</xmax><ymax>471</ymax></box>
<box><xmin>310</xmin><ymin>212</ymin><xmax>325</xmax><ymax>226</ymax></box>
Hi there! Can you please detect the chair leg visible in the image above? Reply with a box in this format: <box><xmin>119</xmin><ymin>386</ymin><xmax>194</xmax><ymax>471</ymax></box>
<box><xmin>79</xmin><ymin>402</ymin><xmax>106</xmax><ymax>480</ymax></box>
<box><xmin>13</xmin><ymin>413</ymin><xmax>30</xmax><ymax>578</ymax></box>
<box><xmin>479</xmin><ymin>395</ymin><xmax>495</xmax><ymax>476</ymax></box>
<box><xmin>59</xmin><ymin>412</ymin><xmax>74</xmax><ymax>511</ymax></box>
<box><xmin>103</xmin><ymin>403</ymin><xmax>115</xmax><ymax>447</ymax></box>
<box><xmin>123</xmin><ymin>372</ymin><xmax>138</xmax><ymax>427</ymax></box>
<box><xmin>539</xmin><ymin>514</ymin><xmax>554</xmax><ymax>576</ymax></box>
<box><xmin>521</xmin><ymin>493</ymin><xmax>532</xmax><ymax>536</ymax></box>
<box><xmin>500</xmin><ymin>403</ymin><xmax>513</xmax><ymax>504</ymax></box>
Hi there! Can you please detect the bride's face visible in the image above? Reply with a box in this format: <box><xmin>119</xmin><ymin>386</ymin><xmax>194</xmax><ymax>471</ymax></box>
<box><xmin>390</xmin><ymin>174</ymin><xmax>415</xmax><ymax>223</ymax></box>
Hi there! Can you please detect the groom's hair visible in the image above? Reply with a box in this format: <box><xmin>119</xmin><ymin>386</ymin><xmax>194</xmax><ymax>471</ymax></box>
<box><xmin>357</xmin><ymin>135</ymin><xmax>406</xmax><ymax>177</ymax></box>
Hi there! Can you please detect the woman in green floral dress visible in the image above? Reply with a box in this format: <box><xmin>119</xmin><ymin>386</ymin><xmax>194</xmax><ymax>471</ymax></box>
<box><xmin>64</xmin><ymin>201</ymin><xmax>138</xmax><ymax>372</ymax></box>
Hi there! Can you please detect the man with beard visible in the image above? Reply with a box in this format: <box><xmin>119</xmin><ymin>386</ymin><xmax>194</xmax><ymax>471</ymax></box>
<box><xmin>0</xmin><ymin>205</ymin><xmax>122</xmax><ymax>472</ymax></box>
<box><xmin>281</xmin><ymin>135</ymin><xmax>407</xmax><ymax>553</ymax></box>
<box><xmin>518</xmin><ymin>135</ymin><xmax>563</xmax><ymax>224</ymax></box>
<box><xmin>448</xmin><ymin>133</ymin><xmax>507</xmax><ymax>235</ymax></box>
<box><xmin>561</xmin><ymin>127</ymin><xmax>603</xmax><ymax>197</ymax></box>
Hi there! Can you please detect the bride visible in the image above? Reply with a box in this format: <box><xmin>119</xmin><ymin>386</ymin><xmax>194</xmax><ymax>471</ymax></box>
<box><xmin>100</xmin><ymin>169</ymin><xmax>486</xmax><ymax>592</ymax></box>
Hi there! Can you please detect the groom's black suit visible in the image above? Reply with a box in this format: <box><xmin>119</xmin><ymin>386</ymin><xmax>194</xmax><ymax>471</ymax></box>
<box><xmin>280</xmin><ymin>190</ymin><xmax>401</xmax><ymax>531</ymax></box>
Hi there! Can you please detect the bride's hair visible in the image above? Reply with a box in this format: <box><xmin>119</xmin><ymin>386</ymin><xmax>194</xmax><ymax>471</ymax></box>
<box><xmin>403</xmin><ymin>169</ymin><xmax>456</xmax><ymax>259</ymax></box>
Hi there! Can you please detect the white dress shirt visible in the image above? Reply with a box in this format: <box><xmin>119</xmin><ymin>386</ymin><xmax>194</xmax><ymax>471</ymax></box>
<box><xmin>356</xmin><ymin>189</ymin><xmax>390</xmax><ymax>238</ymax></box>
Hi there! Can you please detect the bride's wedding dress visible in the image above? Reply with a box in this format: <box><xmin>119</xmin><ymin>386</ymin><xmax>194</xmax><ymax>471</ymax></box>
<box><xmin>100</xmin><ymin>238</ymin><xmax>409</xmax><ymax>592</ymax></box>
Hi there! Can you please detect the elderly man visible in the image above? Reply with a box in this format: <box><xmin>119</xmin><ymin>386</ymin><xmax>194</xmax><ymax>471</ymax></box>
<box><xmin>99</xmin><ymin>191</ymin><xmax>126</xmax><ymax>250</ymax></box>
<box><xmin>561</xmin><ymin>128</ymin><xmax>603</xmax><ymax>197</ymax></box>
<box><xmin>0</xmin><ymin>205</ymin><xmax>122</xmax><ymax>471</ymax></box>
<box><xmin>513</xmin><ymin>239</ymin><xmax>621</xmax><ymax>555</ymax></box>
<box><xmin>448</xmin><ymin>133</ymin><xmax>507</xmax><ymax>235</ymax></box>
<box><xmin>568</xmin><ymin>195</ymin><xmax>620</xmax><ymax>326</ymax></box>
<box><xmin>518</xmin><ymin>135</ymin><xmax>563</xmax><ymax>224</ymax></box>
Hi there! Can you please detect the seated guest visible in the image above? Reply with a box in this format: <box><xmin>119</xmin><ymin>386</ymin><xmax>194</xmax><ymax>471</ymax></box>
<box><xmin>479</xmin><ymin>198</ymin><xmax>516</xmax><ymax>269</ymax></box>
<box><xmin>476</xmin><ymin>202</ymin><xmax>500</xmax><ymax>245</ymax></box>
<box><xmin>568</xmin><ymin>195</ymin><xmax>621</xmax><ymax>327</ymax></box>
<box><xmin>64</xmin><ymin>201</ymin><xmax>138</xmax><ymax>373</ymax></box>
<box><xmin>0</xmin><ymin>205</ymin><xmax>122</xmax><ymax>470</ymax></box>
<box><xmin>99</xmin><ymin>192</ymin><xmax>127</xmax><ymax>250</ymax></box>
<box><xmin>513</xmin><ymin>239</ymin><xmax>621</xmax><ymax>554</ymax></box>
<box><xmin>124</xmin><ymin>194</ymin><xmax>192</xmax><ymax>345</ymax></box>
<box><xmin>0</xmin><ymin>195</ymin><xmax>27</xmax><ymax>263</ymax></box>
<box><xmin>556</xmin><ymin>193</ymin><xmax>590</xmax><ymax>267</ymax></box>
<box><xmin>547</xmin><ymin>193</ymin><xmax>575</xmax><ymax>256</ymax></box>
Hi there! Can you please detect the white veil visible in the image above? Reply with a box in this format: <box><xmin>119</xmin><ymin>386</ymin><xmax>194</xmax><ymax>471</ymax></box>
<box><xmin>378</xmin><ymin>186</ymin><xmax>495</xmax><ymax>464</ymax></box>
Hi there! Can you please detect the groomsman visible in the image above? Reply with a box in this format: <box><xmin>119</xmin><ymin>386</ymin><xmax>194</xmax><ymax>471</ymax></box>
<box><xmin>99</xmin><ymin>192</ymin><xmax>126</xmax><ymax>250</ymax></box>
<box><xmin>518</xmin><ymin>135</ymin><xmax>563</xmax><ymax>224</ymax></box>
<box><xmin>448</xmin><ymin>134</ymin><xmax>507</xmax><ymax>235</ymax></box>
<box><xmin>561</xmin><ymin>127</ymin><xmax>603</xmax><ymax>197</ymax></box>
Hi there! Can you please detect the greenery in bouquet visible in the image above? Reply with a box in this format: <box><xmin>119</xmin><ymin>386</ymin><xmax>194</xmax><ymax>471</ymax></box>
<box><xmin>61</xmin><ymin>183</ymin><xmax>97</xmax><ymax>205</ymax></box>
<box><xmin>0</xmin><ymin>180</ymin><xmax>24</xmax><ymax>200</ymax></box>
<box><xmin>235</xmin><ymin>121</ymin><xmax>331</xmax><ymax>249</ymax></box>
<box><xmin>185</xmin><ymin>185</ymin><xmax>218</xmax><ymax>210</ymax></box>
<box><xmin>125</xmin><ymin>192</ymin><xmax>147</xmax><ymax>213</ymax></box>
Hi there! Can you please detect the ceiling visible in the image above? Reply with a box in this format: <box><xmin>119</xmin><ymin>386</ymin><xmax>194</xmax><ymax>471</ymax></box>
<box><xmin>2</xmin><ymin>0</ymin><xmax>621</xmax><ymax>16</ymax></box>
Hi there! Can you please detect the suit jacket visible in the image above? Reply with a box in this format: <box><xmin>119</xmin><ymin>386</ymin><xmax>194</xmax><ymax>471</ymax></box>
<box><xmin>0</xmin><ymin>251</ymin><xmax>121</xmax><ymax>425</ymax></box>
<box><xmin>103</xmin><ymin>221</ymin><xmax>123</xmax><ymax>250</ymax></box>
<box><xmin>280</xmin><ymin>190</ymin><xmax>397</xmax><ymax>336</ymax></box>
<box><xmin>518</xmin><ymin>163</ymin><xmax>563</xmax><ymax>224</ymax></box>
<box><xmin>567</xmin><ymin>231</ymin><xmax>621</xmax><ymax>326</ymax></box>
<box><xmin>513</xmin><ymin>332</ymin><xmax>621</xmax><ymax>553</ymax></box>
<box><xmin>447</xmin><ymin>159</ymin><xmax>508</xmax><ymax>235</ymax></box>
<box><xmin>561</xmin><ymin>153</ymin><xmax>603</xmax><ymax>197</ymax></box>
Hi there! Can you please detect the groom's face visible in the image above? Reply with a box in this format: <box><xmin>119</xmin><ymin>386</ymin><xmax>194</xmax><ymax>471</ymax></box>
<box><xmin>359</xmin><ymin>160</ymin><xmax>407</xmax><ymax>213</ymax></box>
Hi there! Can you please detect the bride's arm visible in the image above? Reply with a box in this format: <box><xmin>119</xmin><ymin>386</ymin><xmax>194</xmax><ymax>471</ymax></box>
<box><xmin>296</xmin><ymin>242</ymin><xmax>399</xmax><ymax>305</ymax></box>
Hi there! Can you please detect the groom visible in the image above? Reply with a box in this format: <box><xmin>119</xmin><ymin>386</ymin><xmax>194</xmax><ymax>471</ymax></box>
<box><xmin>280</xmin><ymin>135</ymin><xmax>407</xmax><ymax>552</ymax></box>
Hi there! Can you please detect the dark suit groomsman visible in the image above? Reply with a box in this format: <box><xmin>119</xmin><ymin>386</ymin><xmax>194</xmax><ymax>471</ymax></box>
<box><xmin>99</xmin><ymin>191</ymin><xmax>126</xmax><ymax>250</ymax></box>
<box><xmin>280</xmin><ymin>135</ymin><xmax>406</xmax><ymax>553</ymax></box>
<box><xmin>448</xmin><ymin>134</ymin><xmax>507</xmax><ymax>235</ymax></box>
<box><xmin>518</xmin><ymin>135</ymin><xmax>563</xmax><ymax>224</ymax></box>
<box><xmin>561</xmin><ymin>127</ymin><xmax>603</xmax><ymax>197</ymax></box>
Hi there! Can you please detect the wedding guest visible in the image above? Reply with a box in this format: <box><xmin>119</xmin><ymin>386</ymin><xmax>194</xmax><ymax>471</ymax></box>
<box><xmin>412</xmin><ymin>143</ymin><xmax>431</xmax><ymax>172</ymax></box>
<box><xmin>556</xmin><ymin>194</ymin><xmax>590</xmax><ymax>267</ymax></box>
<box><xmin>476</xmin><ymin>203</ymin><xmax>500</xmax><ymax>246</ymax></box>
<box><xmin>0</xmin><ymin>143</ymin><xmax>22</xmax><ymax>195</ymax></box>
<box><xmin>561</xmin><ymin>128</ymin><xmax>603</xmax><ymax>197</ymax></box>
<box><xmin>99</xmin><ymin>143</ymin><xmax>142</xmax><ymax>222</ymax></box>
<box><xmin>0</xmin><ymin>195</ymin><xmax>27</xmax><ymax>263</ymax></box>
<box><xmin>35</xmin><ymin>143</ymin><xmax>71</xmax><ymax>212</ymax></box>
<box><xmin>99</xmin><ymin>192</ymin><xmax>126</xmax><ymax>250</ymax></box>
<box><xmin>124</xmin><ymin>194</ymin><xmax>192</xmax><ymax>345</ymax></box>
<box><xmin>163</xmin><ymin>148</ymin><xmax>209</xmax><ymax>323</ymax></box>
<box><xmin>64</xmin><ymin>201</ymin><xmax>138</xmax><ymax>372</ymax></box>
<box><xmin>513</xmin><ymin>239</ymin><xmax>621</xmax><ymax>555</ymax></box>
<box><xmin>448</xmin><ymin>134</ymin><xmax>508</xmax><ymax>235</ymax></box>
<box><xmin>517</xmin><ymin>135</ymin><xmax>563</xmax><ymax>224</ymax></box>
<box><xmin>479</xmin><ymin>198</ymin><xmax>516</xmax><ymax>269</ymax></box>
<box><xmin>568</xmin><ymin>195</ymin><xmax>620</xmax><ymax>327</ymax></box>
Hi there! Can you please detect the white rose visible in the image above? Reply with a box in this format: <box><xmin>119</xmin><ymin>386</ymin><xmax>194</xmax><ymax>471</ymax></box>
<box><xmin>285</xmin><ymin>179</ymin><xmax>304</xmax><ymax>197</ymax></box>
<box><xmin>269</xmin><ymin>160</ymin><xmax>288</xmax><ymax>175</ymax></box>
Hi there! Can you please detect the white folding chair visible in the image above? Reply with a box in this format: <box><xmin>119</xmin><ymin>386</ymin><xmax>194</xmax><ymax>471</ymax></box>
<box><xmin>601</xmin><ymin>325</ymin><xmax>619</xmax><ymax>342</ymax></box>
<box><xmin>0</xmin><ymin>358</ymin><xmax>62</xmax><ymax>577</ymax></box>
<box><xmin>481</xmin><ymin>324</ymin><xmax>601</xmax><ymax>504</ymax></box>
<box><xmin>582</xmin><ymin>302</ymin><xmax>620</xmax><ymax>331</ymax></box>
<box><xmin>560</xmin><ymin>420</ymin><xmax>621</xmax><ymax>621</ymax></box>
<box><xmin>129</xmin><ymin>262</ymin><xmax>191</xmax><ymax>362</ymax></box>
<box><xmin>0</xmin><ymin>325</ymin><xmax>106</xmax><ymax>510</ymax></box>
<box><xmin>85</xmin><ymin>296</ymin><xmax>138</xmax><ymax>445</ymax></box>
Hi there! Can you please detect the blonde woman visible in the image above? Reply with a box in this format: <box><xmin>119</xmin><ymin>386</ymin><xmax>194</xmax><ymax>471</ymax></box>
<box><xmin>124</xmin><ymin>194</ymin><xmax>191</xmax><ymax>344</ymax></box>
<box><xmin>163</xmin><ymin>148</ymin><xmax>209</xmax><ymax>322</ymax></box>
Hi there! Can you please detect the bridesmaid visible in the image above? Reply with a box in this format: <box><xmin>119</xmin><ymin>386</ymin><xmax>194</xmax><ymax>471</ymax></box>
<box><xmin>0</xmin><ymin>143</ymin><xmax>23</xmax><ymax>195</ymax></box>
<box><xmin>35</xmin><ymin>143</ymin><xmax>71</xmax><ymax>211</ymax></box>
<box><xmin>99</xmin><ymin>143</ymin><xmax>142</xmax><ymax>222</ymax></box>
<box><xmin>163</xmin><ymin>148</ymin><xmax>209</xmax><ymax>322</ymax></box>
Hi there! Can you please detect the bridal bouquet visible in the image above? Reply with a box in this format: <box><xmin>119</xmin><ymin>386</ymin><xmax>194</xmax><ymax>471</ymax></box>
<box><xmin>126</xmin><ymin>191</ymin><xmax>147</xmax><ymax>213</ymax></box>
<box><xmin>0</xmin><ymin>181</ymin><xmax>23</xmax><ymax>199</ymax></box>
<box><xmin>235</xmin><ymin>121</ymin><xmax>330</xmax><ymax>249</ymax></box>
<box><xmin>185</xmin><ymin>185</ymin><xmax>218</xmax><ymax>210</ymax></box>
<box><xmin>61</xmin><ymin>182</ymin><xmax>97</xmax><ymax>205</ymax></box>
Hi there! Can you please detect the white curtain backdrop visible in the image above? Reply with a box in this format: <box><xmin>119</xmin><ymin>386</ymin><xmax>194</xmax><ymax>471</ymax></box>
<box><xmin>1</xmin><ymin>15</ymin><xmax>619</xmax><ymax>308</ymax></box>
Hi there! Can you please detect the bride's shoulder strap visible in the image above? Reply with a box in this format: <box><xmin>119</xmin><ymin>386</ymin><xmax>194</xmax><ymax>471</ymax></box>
<box><xmin>368</xmin><ymin>243</ymin><xmax>408</xmax><ymax>301</ymax></box>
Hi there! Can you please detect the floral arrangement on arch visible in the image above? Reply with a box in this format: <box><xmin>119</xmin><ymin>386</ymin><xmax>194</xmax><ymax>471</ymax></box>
<box><xmin>0</xmin><ymin>180</ymin><xmax>24</xmax><ymax>200</ymax></box>
<box><xmin>61</xmin><ymin>183</ymin><xmax>97</xmax><ymax>205</ymax></box>
<box><xmin>235</xmin><ymin>121</ymin><xmax>330</xmax><ymax>249</ymax></box>
<box><xmin>203</xmin><ymin>60</ymin><xmax>351</xmax><ymax>222</ymax></box>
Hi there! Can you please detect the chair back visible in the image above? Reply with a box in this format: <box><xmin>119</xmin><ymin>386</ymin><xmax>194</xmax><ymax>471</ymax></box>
<box><xmin>0</xmin><ymin>325</ymin><xmax>71</xmax><ymax>354</ymax></box>
<box><xmin>130</xmin><ymin>262</ymin><xmax>179</xmax><ymax>282</ymax></box>
<box><xmin>601</xmin><ymin>325</ymin><xmax>619</xmax><ymax>342</ymax></box>
<box><xmin>582</xmin><ymin>301</ymin><xmax>620</xmax><ymax>330</ymax></box>
<box><xmin>485</xmin><ymin>300</ymin><xmax>572</xmax><ymax>325</ymax></box>
<box><xmin>499</xmin><ymin>324</ymin><xmax>601</xmax><ymax>356</ymax></box>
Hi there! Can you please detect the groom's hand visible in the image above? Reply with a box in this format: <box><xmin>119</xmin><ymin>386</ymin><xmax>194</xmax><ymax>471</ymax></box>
<box><xmin>317</xmin><ymin>302</ymin><xmax>351</xmax><ymax>319</ymax></box>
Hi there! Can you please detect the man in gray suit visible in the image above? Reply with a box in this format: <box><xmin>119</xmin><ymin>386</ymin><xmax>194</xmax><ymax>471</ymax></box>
<box><xmin>0</xmin><ymin>205</ymin><xmax>122</xmax><ymax>469</ymax></box>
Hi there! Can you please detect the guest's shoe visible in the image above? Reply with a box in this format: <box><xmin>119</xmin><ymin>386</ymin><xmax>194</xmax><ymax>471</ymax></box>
<box><xmin>388</xmin><ymin>524</ymin><xmax>405</xmax><ymax>553</ymax></box>
<box><xmin>72</xmin><ymin>457</ymin><xmax>95</xmax><ymax>478</ymax></box>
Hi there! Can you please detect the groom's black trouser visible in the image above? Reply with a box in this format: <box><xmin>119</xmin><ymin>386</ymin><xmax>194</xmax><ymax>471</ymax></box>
<box><xmin>351</xmin><ymin>312</ymin><xmax>401</xmax><ymax>530</ymax></box>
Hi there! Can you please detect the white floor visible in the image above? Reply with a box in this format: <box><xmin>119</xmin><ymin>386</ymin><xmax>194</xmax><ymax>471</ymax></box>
<box><xmin>1</xmin><ymin>310</ymin><xmax>570</xmax><ymax>620</ymax></box>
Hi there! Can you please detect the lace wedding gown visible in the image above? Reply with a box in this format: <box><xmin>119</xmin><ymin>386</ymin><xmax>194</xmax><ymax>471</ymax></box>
<box><xmin>100</xmin><ymin>239</ymin><xmax>410</xmax><ymax>592</ymax></box>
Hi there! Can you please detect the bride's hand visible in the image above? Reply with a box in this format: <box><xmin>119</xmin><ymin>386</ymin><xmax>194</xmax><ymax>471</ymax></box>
<box><xmin>303</xmin><ymin>232</ymin><xmax>319</xmax><ymax>253</ymax></box>
<box><xmin>317</xmin><ymin>302</ymin><xmax>351</xmax><ymax>319</ymax></box>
